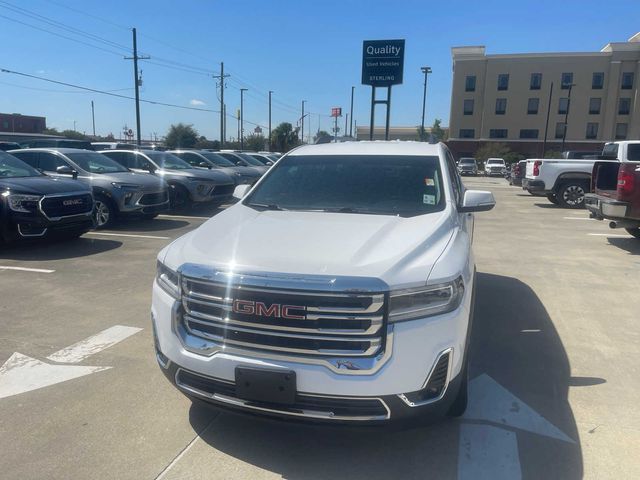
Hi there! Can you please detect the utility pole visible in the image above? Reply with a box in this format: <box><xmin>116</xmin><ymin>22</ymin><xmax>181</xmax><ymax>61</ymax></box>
<box><xmin>560</xmin><ymin>83</ymin><xmax>575</xmax><ymax>154</ymax></box>
<box><xmin>420</xmin><ymin>66</ymin><xmax>432</xmax><ymax>141</ymax></box>
<box><xmin>73</xmin><ymin>120</ymin><xmax>77</xmax><ymax>132</ymax></box>
<box><xmin>345</xmin><ymin>114</ymin><xmax>349</xmax><ymax>139</ymax></box>
<box><xmin>268</xmin><ymin>90</ymin><xmax>273</xmax><ymax>152</ymax></box>
<box><xmin>213</xmin><ymin>62</ymin><xmax>230</xmax><ymax>147</ymax></box>
<box><xmin>542</xmin><ymin>82</ymin><xmax>554</xmax><ymax>158</ymax></box>
<box><xmin>91</xmin><ymin>101</ymin><xmax>96</xmax><ymax>136</ymax></box>
<box><xmin>240</xmin><ymin>88</ymin><xmax>248</xmax><ymax>150</ymax></box>
<box><xmin>349</xmin><ymin>86</ymin><xmax>355</xmax><ymax>137</ymax></box>
<box><xmin>301</xmin><ymin>100</ymin><xmax>306</xmax><ymax>144</ymax></box>
<box><xmin>125</xmin><ymin>28</ymin><xmax>149</xmax><ymax>146</ymax></box>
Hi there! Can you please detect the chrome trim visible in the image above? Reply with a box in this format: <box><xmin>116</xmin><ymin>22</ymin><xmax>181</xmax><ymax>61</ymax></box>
<box><xmin>174</xmin><ymin>368</ymin><xmax>391</xmax><ymax>421</ymax></box>
<box><xmin>37</xmin><ymin>191</ymin><xmax>94</xmax><ymax>221</ymax></box>
<box><xmin>397</xmin><ymin>347</ymin><xmax>453</xmax><ymax>408</ymax></box>
<box><xmin>172</xmin><ymin>302</ymin><xmax>394</xmax><ymax>375</ymax></box>
<box><xmin>136</xmin><ymin>190</ymin><xmax>170</xmax><ymax>207</ymax></box>
<box><xmin>17</xmin><ymin>224</ymin><xmax>47</xmax><ymax>237</ymax></box>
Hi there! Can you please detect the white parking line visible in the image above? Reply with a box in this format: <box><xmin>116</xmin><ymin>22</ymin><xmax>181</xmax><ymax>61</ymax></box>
<box><xmin>0</xmin><ymin>266</ymin><xmax>55</xmax><ymax>273</ymax></box>
<box><xmin>158</xmin><ymin>214</ymin><xmax>209</xmax><ymax>220</ymax></box>
<box><xmin>85</xmin><ymin>232</ymin><xmax>170</xmax><ymax>240</ymax></box>
<box><xmin>563</xmin><ymin>217</ymin><xmax>591</xmax><ymax>220</ymax></box>
<box><xmin>47</xmin><ymin>325</ymin><xmax>143</xmax><ymax>364</ymax></box>
<box><xmin>588</xmin><ymin>233</ymin><xmax>632</xmax><ymax>238</ymax></box>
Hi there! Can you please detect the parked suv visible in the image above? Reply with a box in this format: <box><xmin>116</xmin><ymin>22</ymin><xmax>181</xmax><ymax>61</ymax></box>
<box><xmin>10</xmin><ymin>148</ymin><xmax>169</xmax><ymax>228</ymax></box>
<box><xmin>216</xmin><ymin>151</ymin><xmax>269</xmax><ymax>175</ymax></box>
<box><xmin>457</xmin><ymin>157</ymin><xmax>478</xmax><ymax>176</ymax></box>
<box><xmin>484</xmin><ymin>158</ymin><xmax>506</xmax><ymax>176</ymax></box>
<box><xmin>168</xmin><ymin>150</ymin><xmax>261</xmax><ymax>185</ymax></box>
<box><xmin>152</xmin><ymin>142</ymin><xmax>495</xmax><ymax>423</ymax></box>
<box><xmin>100</xmin><ymin>150</ymin><xmax>235</xmax><ymax>210</ymax></box>
<box><xmin>0</xmin><ymin>151</ymin><xmax>93</xmax><ymax>242</ymax></box>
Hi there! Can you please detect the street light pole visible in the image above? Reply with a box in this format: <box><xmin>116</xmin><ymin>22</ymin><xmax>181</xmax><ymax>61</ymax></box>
<box><xmin>301</xmin><ymin>100</ymin><xmax>306</xmax><ymax>144</ymax></box>
<box><xmin>560</xmin><ymin>83</ymin><xmax>575</xmax><ymax>154</ymax></box>
<box><xmin>268</xmin><ymin>90</ymin><xmax>273</xmax><ymax>152</ymax></box>
<box><xmin>240</xmin><ymin>88</ymin><xmax>248</xmax><ymax>150</ymax></box>
<box><xmin>349</xmin><ymin>86</ymin><xmax>355</xmax><ymax>137</ymax></box>
<box><xmin>420</xmin><ymin>66</ymin><xmax>432</xmax><ymax>142</ymax></box>
<box><xmin>91</xmin><ymin>101</ymin><xmax>96</xmax><ymax>136</ymax></box>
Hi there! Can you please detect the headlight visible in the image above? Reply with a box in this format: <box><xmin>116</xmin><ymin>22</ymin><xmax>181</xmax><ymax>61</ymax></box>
<box><xmin>389</xmin><ymin>277</ymin><xmax>464</xmax><ymax>323</ymax></box>
<box><xmin>156</xmin><ymin>260</ymin><xmax>180</xmax><ymax>299</ymax></box>
<box><xmin>7</xmin><ymin>194</ymin><xmax>42</xmax><ymax>213</ymax></box>
<box><xmin>111</xmin><ymin>182</ymin><xmax>141</xmax><ymax>189</ymax></box>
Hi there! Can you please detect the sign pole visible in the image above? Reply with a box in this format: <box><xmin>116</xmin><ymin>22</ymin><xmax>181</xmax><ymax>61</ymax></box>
<box><xmin>385</xmin><ymin>86</ymin><xmax>392</xmax><ymax>140</ymax></box>
<box><xmin>369</xmin><ymin>87</ymin><xmax>376</xmax><ymax>140</ymax></box>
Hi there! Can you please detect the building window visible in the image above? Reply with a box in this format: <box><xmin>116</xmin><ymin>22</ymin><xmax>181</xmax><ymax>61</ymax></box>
<box><xmin>2</xmin><ymin>120</ymin><xmax>8</xmax><ymax>129</ymax></box>
<box><xmin>592</xmin><ymin>72</ymin><xmax>604</xmax><ymax>89</ymax></box>
<box><xmin>459</xmin><ymin>129</ymin><xmax>475</xmax><ymax>138</ymax></box>
<box><xmin>530</xmin><ymin>73</ymin><xmax>542</xmax><ymax>90</ymax></box>
<box><xmin>463</xmin><ymin>99</ymin><xmax>474</xmax><ymax>115</ymax></box>
<box><xmin>519</xmin><ymin>129</ymin><xmax>539</xmax><ymax>139</ymax></box>
<box><xmin>465</xmin><ymin>76</ymin><xmax>476</xmax><ymax>92</ymax></box>
<box><xmin>561</xmin><ymin>72</ymin><xmax>573</xmax><ymax>89</ymax></box>
<box><xmin>497</xmin><ymin>74</ymin><xmax>509</xmax><ymax>91</ymax></box>
<box><xmin>555</xmin><ymin>122</ymin><xmax>566</xmax><ymax>139</ymax></box>
<box><xmin>621</xmin><ymin>72</ymin><xmax>634</xmax><ymax>90</ymax></box>
<box><xmin>615</xmin><ymin>123</ymin><xmax>628</xmax><ymax>140</ymax></box>
<box><xmin>585</xmin><ymin>122</ymin><xmax>598</xmax><ymax>139</ymax></box>
<box><xmin>558</xmin><ymin>97</ymin><xmax>569</xmax><ymax>114</ymax></box>
<box><xmin>589</xmin><ymin>98</ymin><xmax>601</xmax><ymax>115</ymax></box>
<box><xmin>495</xmin><ymin>98</ymin><xmax>507</xmax><ymax>115</ymax></box>
<box><xmin>618</xmin><ymin>98</ymin><xmax>631</xmax><ymax>115</ymax></box>
<box><xmin>527</xmin><ymin>98</ymin><xmax>539</xmax><ymax>114</ymax></box>
<box><xmin>489</xmin><ymin>129</ymin><xmax>508</xmax><ymax>139</ymax></box>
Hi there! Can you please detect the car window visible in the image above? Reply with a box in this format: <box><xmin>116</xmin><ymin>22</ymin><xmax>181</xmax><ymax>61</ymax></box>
<box><xmin>10</xmin><ymin>150</ymin><xmax>39</xmax><ymax>168</ymax></box>
<box><xmin>178</xmin><ymin>152</ymin><xmax>203</xmax><ymax>166</ymax></box>
<box><xmin>39</xmin><ymin>152</ymin><xmax>69</xmax><ymax>172</ymax></box>
<box><xmin>65</xmin><ymin>152</ymin><xmax>129</xmax><ymax>173</ymax></box>
<box><xmin>444</xmin><ymin>150</ymin><xmax>462</xmax><ymax>205</ymax></box>
<box><xmin>219</xmin><ymin>152</ymin><xmax>245</xmax><ymax>165</ymax></box>
<box><xmin>200</xmin><ymin>152</ymin><xmax>236</xmax><ymax>167</ymax></box>
<box><xmin>146</xmin><ymin>151</ymin><xmax>191</xmax><ymax>169</ymax></box>
<box><xmin>0</xmin><ymin>151</ymin><xmax>42</xmax><ymax>178</ymax></box>
<box><xmin>245</xmin><ymin>154</ymin><xmax>445</xmax><ymax>217</ymax></box>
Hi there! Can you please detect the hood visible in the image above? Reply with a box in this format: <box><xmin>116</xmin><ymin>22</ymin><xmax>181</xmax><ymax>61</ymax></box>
<box><xmin>156</xmin><ymin>168</ymin><xmax>234</xmax><ymax>184</ymax></box>
<box><xmin>162</xmin><ymin>204</ymin><xmax>455</xmax><ymax>288</ymax></box>
<box><xmin>249</xmin><ymin>166</ymin><xmax>268</xmax><ymax>175</ymax></box>
<box><xmin>233</xmin><ymin>166</ymin><xmax>262</xmax><ymax>178</ymax></box>
<box><xmin>99</xmin><ymin>171</ymin><xmax>166</xmax><ymax>188</ymax></box>
<box><xmin>0</xmin><ymin>175</ymin><xmax>90</xmax><ymax>195</ymax></box>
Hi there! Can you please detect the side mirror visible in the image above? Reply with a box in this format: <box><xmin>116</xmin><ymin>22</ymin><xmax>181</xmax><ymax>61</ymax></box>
<box><xmin>459</xmin><ymin>190</ymin><xmax>495</xmax><ymax>213</ymax></box>
<box><xmin>56</xmin><ymin>165</ymin><xmax>77</xmax><ymax>179</ymax></box>
<box><xmin>233</xmin><ymin>184</ymin><xmax>251</xmax><ymax>200</ymax></box>
<box><xmin>144</xmin><ymin>163</ymin><xmax>157</xmax><ymax>174</ymax></box>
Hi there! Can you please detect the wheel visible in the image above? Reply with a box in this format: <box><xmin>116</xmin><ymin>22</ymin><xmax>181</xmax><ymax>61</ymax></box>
<box><xmin>546</xmin><ymin>193</ymin><xmax>559</xmax><ymax>205</ymax></box>
<box><xmin>169</xmin><ymin>184</ymin><xmax>191</xmax><ymax>211</ymax></box>
<box><xmin>447</xmin><ymin>357</ymin><xmax>468</xmax><ymax>417</ymax></box>
<box><xmin>93</xmin><ymin>195</ymin><xmax>116</xmax><ymax>229</ymax></box>
<box><xmin>557</xmin><ymin>182</ymin><xmax>588</xmax><ymax>209</ymax></box>
<box><xmin>625</xmin><ymin>227</ymin><xmax>640</xmax><ymax>238</ymax></box>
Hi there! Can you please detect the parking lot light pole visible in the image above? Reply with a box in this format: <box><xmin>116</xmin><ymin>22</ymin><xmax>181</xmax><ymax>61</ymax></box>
<box><xmin>240</xmin><ymin>88</ymin><xmax>248</xmax><ymax>150</ymax></box>
<box><xmin>420</xmin><ymin>66</ymin><xmax>432</xmax><ymax>142</ymax></box>
<box><xmin>301</xmin><ymin>100</ymin><xmax>306</xmax><ymax>144</ymax></box>
<box><xmin>560</xmin><ymin>83</ymin><xmax>575</xmax><ymax>154</ymax></box>
<box><xmin>268</xmin><ymin>90</ymin><xmax>273</xmax><ymax>152</ymax></box>
<box><xmin>349</xmin><ymin>86</ymin><xmax>355</xmax><ymax>137</ymax></box>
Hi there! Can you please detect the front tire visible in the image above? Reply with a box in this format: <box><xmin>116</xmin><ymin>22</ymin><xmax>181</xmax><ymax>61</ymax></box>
<box><xmin>169</xmin><ymin>184</ymin><xmax>191</xmax><ymax>211</ymax></box>
<box><xmin>625</xmin><ymin>227</ymin><xmax>640</xmax><ymax>239</ymax></box>
<box><xmin>93</xmin><ymin>195</ymin><xmax>116</xmax><ymax>229</ymax></box>
<box><xmin>557</xmin><ymin>182</ymin><xmax>588</xmax><ymax>209</ymax></box>
<box><xmin>546</xmin><ymin>193</ymin><xmax>559</xmax><ymax>205</ymax></box>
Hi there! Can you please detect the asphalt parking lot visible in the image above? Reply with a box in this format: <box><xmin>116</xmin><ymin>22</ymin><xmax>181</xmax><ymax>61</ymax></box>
<box><xmin>1</xmin><ymin>176</ymin><xmax>639</xmax><ymax>480</ymax></box>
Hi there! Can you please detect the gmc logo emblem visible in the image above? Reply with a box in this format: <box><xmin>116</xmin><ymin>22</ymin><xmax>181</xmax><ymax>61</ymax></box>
<box><xmin>232</xmin><ymin>300</ymin><xmax>305</xmax><ymax>319</ymax></box>
<box><xmin>62</xmin><ymin>199</ymin><xmax>84</xmax><ymax>206</ymax></box>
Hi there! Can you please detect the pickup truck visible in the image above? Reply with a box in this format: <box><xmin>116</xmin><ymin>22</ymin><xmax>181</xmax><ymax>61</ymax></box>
<box><xmin>585</xmin><ymin>141</ymin><xmax>640</xmax><ymax>238</ymax></box>
<box><xmin>152</xmin><ymin>141</ymin><xmax>496</xmax><ymax>424</ymax></box>
<box><xmin>524</xmin><ymin>156</ymin><xmax>597</xmax><ymax>208</ymax></box>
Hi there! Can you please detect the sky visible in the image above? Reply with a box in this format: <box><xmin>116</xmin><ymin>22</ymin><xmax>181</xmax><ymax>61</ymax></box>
<box><xmin>1</xmin><ymin>0</ymin><xmax>639</xmax><ymax>142</ymax></box>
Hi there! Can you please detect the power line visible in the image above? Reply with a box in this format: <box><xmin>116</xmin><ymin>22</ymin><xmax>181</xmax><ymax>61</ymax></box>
<box><xmin>0</xmin><ymin>80</ymin><xmax>132</xmax><ymax>94</ymax></box>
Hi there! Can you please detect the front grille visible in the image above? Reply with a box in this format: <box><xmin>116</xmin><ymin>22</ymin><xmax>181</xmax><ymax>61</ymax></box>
<box><xmin>139</xmin><ymin>191</ymin><xmax>168</xmax><ymax>205</ymax></box>
<box><xmin>211</xmin><ymin>184</ymin><xmax>234</xmax><ymax>197</ymax></box>
<box><xmin>176</xmin><ymin>369</ymin><xmax>389</xmax><ymax>420</ymax></box>
<box><xmin>40</xmin><ymin>193</ymin><xmax>93</xmax><ymax>219</ymax></box>
<box><xmin>180</xmin><ymin>275</ymin><xmax>386</xmax><ymax>358</ymax></box>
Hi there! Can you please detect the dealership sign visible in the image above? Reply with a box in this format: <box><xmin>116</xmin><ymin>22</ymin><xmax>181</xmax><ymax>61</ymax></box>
<box><xmin>361</xmin><ymin>39</ymin><xmax>405</xmax><ymax>86</ymax></box>
<box><xmin>331</xmin><ymin>107</ymin><xmax>342</xmax><ymax>117</ymax></box>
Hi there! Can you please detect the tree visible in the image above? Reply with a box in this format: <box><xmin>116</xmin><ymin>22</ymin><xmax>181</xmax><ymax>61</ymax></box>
<box><xmin>431</xmin><ymin>119</ymin><xmax>447</xmax><ymax>142</ymax></box>
<box><xmin>43</xmin><ymin>127</ymin><xmax>60</xmax><ymax>136</ymax></box>
<box><xmin>474</xmin><ymin>142</ymin><xmax>511</xmax><ymax>163</ymax></box>
<box><xmin>244</xmin><ymin>134</ymin><xmax>266</xmax><ymax>151</ymax></box>
<box><xmin>195</xmin><ymin>136</ymin><xmax>220</xmax><ymax>150</ymax></box>
<box><xmin>270</xmin><ymin>122</ymin><xmax>300</xmax><ymax>152</ymax></box>
<box><xmin>314</xmin><ymin>130</ymin><xmax>332</xmax><ymax>144</ymax></box>
<box><xmin>165</xmin><ymin>123</ymin><xmax>198</xmax><ymax>149</ymax></box>
<box><xmin>60</xmin><ymin>130</ymin><xmax>88</xmax><ymax>140</ymax></box>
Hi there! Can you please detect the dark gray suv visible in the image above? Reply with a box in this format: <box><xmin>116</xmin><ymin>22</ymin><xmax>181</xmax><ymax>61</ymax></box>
<box><xmin>168</xmin><ymin>150</ymin><xmax>261</xmax><ymax>185</ymax></box>
<box><xmin>100</xmin><ymin>150</ymin><xmax>235</xmax><ymax>210</ymax></box>
<box><xmin>10</xmin><ymin>148</ymin><xmax>169</xmax><ymax>228</ymax></box>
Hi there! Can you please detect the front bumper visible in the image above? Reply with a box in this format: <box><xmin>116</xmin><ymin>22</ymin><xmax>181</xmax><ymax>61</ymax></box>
<box><xmin>584</xmin><ymin>194</ymin><xmax>630</xmax><ymax>220</ymax></box>
<box><xmin>113</xmin><ymin>189</ymin><xmax>170</xmax><ymax>215</ymax></box>
<box><xmin>151</xmin><ymin>276</ymin><xmax>472</xmax><ymax>422</ymax></box>
<box><xmin>186</xmin><ymin>182</ymin><xmax>234</xmax><ymax>204</ymax></box>
<box><xmin>2</xmin><ymin>210</ymin><xmax>93</xmax><ymax>240</ymax></box>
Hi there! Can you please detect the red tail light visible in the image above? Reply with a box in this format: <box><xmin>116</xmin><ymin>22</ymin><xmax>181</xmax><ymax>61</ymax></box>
<box><xmin>617</xmin><ymin>166</ymin><xmax>635</xmax><ymax>197</ymax></box>
<box><xmin>533</xmin><ymin>161</ymin><xmax>542</xmax><ymax>176</ymax></box>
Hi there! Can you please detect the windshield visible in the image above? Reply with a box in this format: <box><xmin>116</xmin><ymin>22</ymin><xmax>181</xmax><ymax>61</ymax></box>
<box><xmin>459</xmin><ymin>159</ymin><xmax>476</xmax><ymax>165</ymax></box>
<box><xmin>250</xmin><ymin>154</ymin><xmax>271</xmax><ymax>165</ymax></box>
<box><xmin>0</xmin><ymin>151</ymin><xmax>42</xmax><ymax>178</ymax></box>
<box><xmin>237</xmin><ymin>152</ymin><xmax>265</xmax><ymax>166</ymax></box>
<box><xmin>487</xmin><ymin>159</ymin><xmax>504</xmax><ymax>165</ymax></box>
<box><xmin>66</xmin><ymin>152</ymin><xmax>129</xmax><ymax>173</ymax></box>
<box><xmin>200</xmin><ymin>152</ymin><xmax>236</xmax><ymax>167</ymax></box>
<box><xmin>245</xmin><ymin>155</ymin><xmax>445</xmax><ymax>217</ymax></box>
<box><xmin>146</xmin><ymin>151</ymin><xmax>192</xmax><ymax>169</ymax></box>
<box><xmin>628</xmin><ymin>144</ymin><xmax>640</xmax><ymax>161</ymax></box>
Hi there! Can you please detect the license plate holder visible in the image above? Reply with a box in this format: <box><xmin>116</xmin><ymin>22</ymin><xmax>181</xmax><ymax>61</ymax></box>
<box><xmin>235</xmin><ymin>367</ymin><xmax>296</xmax><ymax>405</ymax></box>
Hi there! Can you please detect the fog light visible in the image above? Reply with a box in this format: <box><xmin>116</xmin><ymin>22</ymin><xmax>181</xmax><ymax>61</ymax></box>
<box><xmin>398</xmin><ymin>349</ymin><xmax>451</xmax><ymax>407</ymax></box>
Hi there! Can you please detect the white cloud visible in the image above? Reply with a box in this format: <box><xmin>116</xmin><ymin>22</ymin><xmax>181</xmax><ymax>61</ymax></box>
<box><xmin>190</xmin><ymin>99</ymin><xmax>206</xmax><ymax>106</ymax></box>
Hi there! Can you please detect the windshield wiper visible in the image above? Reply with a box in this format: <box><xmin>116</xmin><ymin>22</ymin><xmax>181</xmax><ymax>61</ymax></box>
<box><xmin>321</xmin><ymin>207</ymin><xmax>389</xmax><ymax>215</ymax></box>
<box><xmin>246</xmin><ymin>202</ymin><xmax>287</xmax><ymax>211</ymax></box>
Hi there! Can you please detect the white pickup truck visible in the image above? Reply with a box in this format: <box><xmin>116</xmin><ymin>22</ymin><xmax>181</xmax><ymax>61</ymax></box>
<box><xmin>523</xmin><ymin>156</ymin><xmax>598</xmax><ymax>208</ymax></box>
<box><xmin>152</xmin><ymin>141</ymin><xmax>496</xmax><ymax>424</ymax></box>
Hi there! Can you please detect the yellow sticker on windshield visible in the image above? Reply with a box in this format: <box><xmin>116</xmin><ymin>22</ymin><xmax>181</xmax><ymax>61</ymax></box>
<box><xmin>423</xmin><ymin>194</ymin><xmax>436</xmax><ymax>205</ymax></box>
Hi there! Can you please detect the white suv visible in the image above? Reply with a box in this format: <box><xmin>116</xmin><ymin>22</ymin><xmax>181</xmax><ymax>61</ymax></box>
<box><xmin>484</xmin><ymin>157</ymin><xmax>506</xmax><ymax>176</ymax></box>
<box><xmin>152</xmin><ymin>142</ymin><xmax>495</xmax><ymax>423</ymax></box>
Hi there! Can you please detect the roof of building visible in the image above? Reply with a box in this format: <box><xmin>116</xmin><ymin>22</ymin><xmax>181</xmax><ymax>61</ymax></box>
<box><xmin>288</xmin><ymin>141</ymin><xmax>443</xmax><ymax>157</ymax></box>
